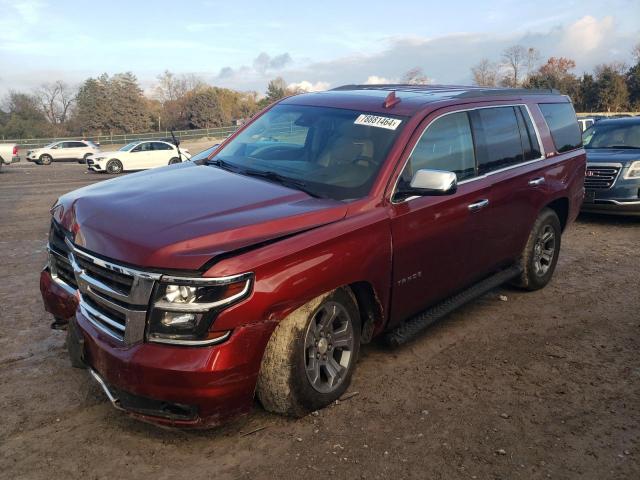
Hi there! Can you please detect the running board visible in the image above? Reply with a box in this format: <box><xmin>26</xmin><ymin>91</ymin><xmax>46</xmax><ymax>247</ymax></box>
<box><xmin>384</xmin><ymin>265</ymin><xmax>523</xmax><ymax>347</ymax></box>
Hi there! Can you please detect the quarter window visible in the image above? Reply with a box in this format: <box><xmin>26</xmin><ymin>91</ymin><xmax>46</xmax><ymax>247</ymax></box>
<box><xmin>401</xmin><ymin>111</ymin><xmax>476</xmax><ymax>184</ymax></box>
<box><xmin>538</xmin><ymin>103</ymin><xmax>582</xmax><ymax>153</ymax></box>
<box><xmin>472</xmin><ymin>106</ymin><xmax>524</xmax><ymax>175</ymax></box>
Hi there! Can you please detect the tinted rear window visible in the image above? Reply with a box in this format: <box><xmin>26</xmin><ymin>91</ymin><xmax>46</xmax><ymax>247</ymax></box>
<box><xmin>472</xmin><ymin>106</ymin><xmax>524</xmax><ymax>175</ymax></box>
<box><xmin>539</xmin><ymin>103</ymin><xmax>581</xmax><ymax>153</ymax></box>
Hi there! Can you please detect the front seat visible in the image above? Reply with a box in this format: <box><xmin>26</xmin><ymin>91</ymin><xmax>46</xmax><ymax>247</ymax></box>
<box><xmin>317</xmin><ymin>123</ymin><xmax>374</xmax><ymax>168</ymax></box>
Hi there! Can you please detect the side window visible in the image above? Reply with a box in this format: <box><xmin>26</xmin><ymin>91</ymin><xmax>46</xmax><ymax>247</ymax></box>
<box><xmin>538</xmin><ymin>103</ymin><xmax>582</xmax><ymax>153</ymax></box>
<box><xmin>401</xmin><ymin>111</ymin><xmax>476</xmax><ymax>184</ymax></box>
<box><xmin>516</xmin><ymin>106</ymin><xmax>542</xmax><ymax>161</ymax></box>
<box><xmin>471</xmin><ymin>107</ymin><xmax>524</xmax><ymax>175</ymax></box>
<box><xmin>71</xmin><ymin>142</ymin><xmax>85</xmax><ymax>148</ymax></box>
<box><xmin>58</xmin><ymin>142</ymin><xmax>71</xmax><ymax>149</ymax></box>
<box><xmin>152</xmin><ymin>142</ymin><xmax>172</xmax><ymax>151</ymax></box>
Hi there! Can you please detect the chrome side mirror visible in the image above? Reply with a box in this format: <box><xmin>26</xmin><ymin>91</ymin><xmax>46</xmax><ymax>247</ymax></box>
<box><xmin>409</xmin><ymin>169</ymin><xmax>457</xmax><ymax>195</ymax></box>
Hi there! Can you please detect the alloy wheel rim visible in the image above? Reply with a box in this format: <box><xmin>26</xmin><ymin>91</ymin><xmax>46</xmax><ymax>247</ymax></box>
<box><xmin>108</xmin><ymin>162</ymin><xmax>121</xmax><ymax>173</ymax></box>
<box><xmin>533</xmin><ymin>225</ymin><xmax>555</xmax><ymax>276</ymax></box>
<box><xmin>304</xmin><ymin>301</ymin><xmax>354</xmax><ymax>394</ymax></box>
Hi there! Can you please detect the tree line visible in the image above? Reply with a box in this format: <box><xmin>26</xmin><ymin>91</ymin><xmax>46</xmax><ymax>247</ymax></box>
<box><xmin>0</xmin><ymin>71</ymin><xmax>265</xmax><ymax>139</ymax></box>
<box><xmin>471</xmin><ymin>43</ymin><xmax>640</xmax><ymax>112</ymax></box>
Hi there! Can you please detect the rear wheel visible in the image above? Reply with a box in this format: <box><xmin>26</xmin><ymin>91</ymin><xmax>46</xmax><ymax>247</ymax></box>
<box><xmin>106</xmin><ymin>159</ymin><xmax>123</xmax><ymax>174</ymax></box>
<box><xmin>256</xmin><ymin>288</ymin><xmax>360</xmax><ymax>417</ymax></box>
<box><xmin>513</xmin><ymin>208</ymin><xmax>561</xmax><ymax>291</ymax></box>
<box><xmin>79</xmin><ymin>153</ymin><xmax>92</xmax><ymax>164</ymax></box>
<box><xmin>40</xmin><ymin>154</ymin><xmax>52</xmax><ymax>165</ymax></box>
<box><xmin>168</xmin><ymin>157</ymin><xmax>181</xmax><ymax>165</ymax></box>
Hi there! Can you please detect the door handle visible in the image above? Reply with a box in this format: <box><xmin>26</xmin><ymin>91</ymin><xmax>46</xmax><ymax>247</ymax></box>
<box><xmin>528</xmin><ymin>177</ymin><xmax>545</xmax><ymax>186</ymax></box>
<box><xmin>468</xmin><ymin>199</ymin><xmax>489</xmax><ymax>211</ymax></box>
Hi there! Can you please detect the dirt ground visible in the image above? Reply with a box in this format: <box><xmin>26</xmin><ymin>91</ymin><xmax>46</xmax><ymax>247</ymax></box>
<box><xmin>1</xmin><ymin>160</ymin><xmax>639</xmax><ymax>480</ymax></box>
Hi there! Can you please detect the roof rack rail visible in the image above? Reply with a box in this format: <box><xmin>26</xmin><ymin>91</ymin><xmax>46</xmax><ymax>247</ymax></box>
<box><xmin>331</xmin><ymin>84</ymin><xmax>560</xmax><ymax>97</ymax></box>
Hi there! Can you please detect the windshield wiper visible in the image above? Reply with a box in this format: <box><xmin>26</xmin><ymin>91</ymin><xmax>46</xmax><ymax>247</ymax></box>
<box><xmin>206</xmin><ymin>158</ymin><xmax>240</xmax><ymax>172</ymax></box>
<box><xmin>240</xmin><ymin>169</ymin><xmax>323</xmax><ymax>198</ymax></box>
<box><xmin>606</xmin><ymin>145</ymin><xmax>640</xmax><ymax>149</ymax></box>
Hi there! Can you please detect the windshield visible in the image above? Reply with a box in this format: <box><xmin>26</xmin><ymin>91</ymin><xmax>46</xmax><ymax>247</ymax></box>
<box><xmin>210</xmin><ymin>104</ymin><xmax>406</xmax><ymax>200</ymax></box>
<box><xmin>191</xmin><ymin>144</ymin><xmax>219</xmax><ymax>162</ymax></box>
<box><xmin>119</xmin><ymin>142</ymin><xmax>139</xmax><ymax>152</ymax></box>
<box><xmin>583</xmin><ymin>122</ymin><xmax>640</xmax><ymax>149</ymax></box>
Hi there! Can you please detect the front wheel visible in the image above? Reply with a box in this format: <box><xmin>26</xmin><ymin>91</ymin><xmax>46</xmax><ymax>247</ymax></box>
<box><xmin>512</xmin><ymin>208</ymin><xmax>561</xmax><ymax>291</ymax></box>
<box><xmin>106</xmin><ymin>159</ymin><xmax>123</xmax><ymax>174</ymax></box>
<box><xmin>168</xmin><ymin>157</ymin><xmax>181</xmax><ymax>165</ymax></box>
<box><xmin>40</xmin><ymin>154</ymin><xmax>52</xmax><ymax>165</ymax></box>
<box><xmin>256</xmin><ymin>288</ymin><xmax>360</xmax><ymax>417</ymax></box>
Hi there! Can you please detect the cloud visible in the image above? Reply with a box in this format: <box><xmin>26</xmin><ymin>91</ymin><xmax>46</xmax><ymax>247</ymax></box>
<box><xmin>561</xmin><ymin>15</ymin><xmax>614</xmax><ymax>54</ymax></box>
<box><xmin>288</xmin><ymin>80</ymin><xmax>330</xmax><ymax>92</ymax></box>
<box><xmin>253</xmin><ymin>52</ymin><xmax>293</xmax><ymax>74</ymax></box>
<box><xmin>12</xmin><ymin>0</ymin><xmax>46</xmax><ymax>24</ymax></box>
<box><xmin>364</xmin><ymin>75</ymin><xmax>395</xmax><ymax>84</ymax></box>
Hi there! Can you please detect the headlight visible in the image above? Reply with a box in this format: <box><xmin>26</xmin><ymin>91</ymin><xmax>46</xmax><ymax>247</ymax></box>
<box><xmin>147</xmin><ymin>272</ymin><xmax>253</xmax><ymax>345</ymax></box>
<box><xmin>624</xmin><ymin>161</ymin><xmax>640</xmax><ymax>179</ymax></box>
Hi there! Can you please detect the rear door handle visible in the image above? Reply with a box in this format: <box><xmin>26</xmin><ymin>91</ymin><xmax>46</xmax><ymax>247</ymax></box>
<box><xmin>468</xmin><ymin>199</ymin><xmax>489</xmax><ymax>211</ymax></box>
<box><xmin>528</xmin><ymin>177</ymin><xmax>545</xmax><ymax>186</ymax></box>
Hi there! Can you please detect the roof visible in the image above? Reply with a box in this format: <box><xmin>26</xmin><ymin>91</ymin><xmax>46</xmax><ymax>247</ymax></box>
<box><xmin>282</xmin><ymin>84</ymin><xmax>564</xmax><ymax>116</ymax></box>
<box><xmin>594</xmin><ymin>116</ymin><xmax>640</xmax><ymax>125</ymax></box>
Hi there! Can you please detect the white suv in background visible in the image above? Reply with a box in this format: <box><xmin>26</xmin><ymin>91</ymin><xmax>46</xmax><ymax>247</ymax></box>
<box><xmin>27</xmin><ymin>140</ymin><xmax>100</xmax><ymax>165</ymax></box>
<box><xmin>87</xmin><ymin>140</ymin><xmax>190</xmax><ymax>174</ymax></box>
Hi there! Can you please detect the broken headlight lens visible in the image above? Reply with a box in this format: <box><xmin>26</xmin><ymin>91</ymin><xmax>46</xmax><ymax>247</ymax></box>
<box><xmin>147</xmin><ymin>273</ymin><xmax>253</xmax><ymax>345</ymax></box>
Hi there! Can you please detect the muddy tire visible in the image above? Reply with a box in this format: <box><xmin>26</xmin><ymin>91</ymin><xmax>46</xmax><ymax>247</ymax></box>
<box><xmin>512</xmin><ymin>208</ymin><xmax>561</xmax><ymax>291</ymax></box>
<box><xmin>40</xmin><ymin>154</ymin><xmax>52</xmax><ymax>165</ymax></box>
<box><xmin>106</xmin><ymin>159</ymin><xmax>123</xmax><ymax>174</ymax></box>
<box><xmin>256</xmin><ymin>288</ymin><xmax>360</xmax><ymax>417</ymax></box>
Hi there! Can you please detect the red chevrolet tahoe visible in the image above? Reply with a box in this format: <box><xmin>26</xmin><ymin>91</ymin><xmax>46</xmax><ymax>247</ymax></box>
<box><xmin>40</xmin><ymin>85</ymin><xmax>585</xmax><ymax>427</ymax></box>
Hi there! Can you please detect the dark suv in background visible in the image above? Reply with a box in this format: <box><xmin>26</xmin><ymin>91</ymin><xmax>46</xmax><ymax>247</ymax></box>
<box><xmin>582</xmin><ymin>117</ymin><xmax>640</xmax><ymax>216</ymax></box>
<box><xmin>40</xmin><ymin>85</ymin><xmax>585</xmax><ymax>427</ymax></box>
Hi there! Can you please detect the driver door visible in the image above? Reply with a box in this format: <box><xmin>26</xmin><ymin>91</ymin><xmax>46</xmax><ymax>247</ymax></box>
<box><xmin>130</xmin><ymin>142</ymin><xmax>154</xmax><ymax>169</ymax></box>
<box><xmin>388</xmin><ymin>110</ymin><xmax>495</xmax><ymax>325</ymax></box>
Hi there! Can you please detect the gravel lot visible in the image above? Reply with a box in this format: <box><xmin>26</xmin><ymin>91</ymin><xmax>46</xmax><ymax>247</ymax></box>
<box><xmin>1</xmin><ymin>161</ymin><xmax>639</xmax><ymax>480</ymax></box>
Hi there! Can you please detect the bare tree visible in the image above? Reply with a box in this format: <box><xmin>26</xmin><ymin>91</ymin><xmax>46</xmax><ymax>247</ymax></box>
<box><xmin>153</xmin><ymin>70</ymin><xmax>204</xmax><ymax>104</ymax></box>
<box><xmin>501</xmin><ymin>45</ymin><xmax>539</xmax><ymax>87</ymax></box>
<box><xmin>401</xmin><ymin>67</ymin><xmax>431</xmax><ymax>85</ymax></box>
<box><xmin>35</xmin><ymin>81</ymin><xmax>76</xmax><ymax>124</ymax></box>
<box><xmin>632</xmin><ymin>42</ymin><xmax>640</xmax><ymax>63</ymax></box>
<box><xmin>471</xmin><ymin>59</ymin><xmax>498</xmax><ymax>86</ymax></box>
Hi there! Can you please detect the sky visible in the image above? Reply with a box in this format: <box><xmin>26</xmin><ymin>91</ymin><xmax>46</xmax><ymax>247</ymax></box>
<box><xmin>0</xmin><ymin>0</ymin><xmax>639</xmax><ymax>97</ymax></box>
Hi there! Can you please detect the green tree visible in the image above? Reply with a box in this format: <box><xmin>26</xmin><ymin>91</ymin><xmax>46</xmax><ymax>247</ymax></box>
<box><xmin>185</xmin><ymin>87</ymin><xmax>225</xmax><ymax>128</ymax></box>
<box><xmin>108</xmin><ymin>72</ymin><xmax>151</xmax><ymax>133</ymax></box>
<box><xmin>594</xmin><ymin>64</ymin><xmax>629</xmax><ymax>112</ymax></box>
<box><xmin>264</xmin><ymin>77</ymin><xmax>288</xmax><ymax>105</ymax></box>
<box><xmin>0</xmin><ymin>91</ymin><xmax>51</xmax><ymax>138</ymax></box>
<box><xmin>577</xmin><ymin>74</ymin><xmax>598</xmax><ymax>112</ymax></box>
<box><xmin>75</xmin><ymin>75</ymin><xmax>112</xmax><ymax>133</ymax></box>
<box><xmin>626</xmin><ymin>43</ymin><xmax>640</xmax><ymax>109</ymax></box>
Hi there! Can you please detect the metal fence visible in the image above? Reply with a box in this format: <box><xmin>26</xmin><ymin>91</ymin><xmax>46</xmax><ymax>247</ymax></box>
<box><xmin>3</xmin><ymin>125</ymin><xmax>241</xmax><ymax>149</ymax></box>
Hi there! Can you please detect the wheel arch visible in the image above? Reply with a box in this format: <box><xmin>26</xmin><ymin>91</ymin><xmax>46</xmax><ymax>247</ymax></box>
<box><xmin>544</xmin><ymin>197</ymin><xmax>569</xmax><ymax>231</ymax></box>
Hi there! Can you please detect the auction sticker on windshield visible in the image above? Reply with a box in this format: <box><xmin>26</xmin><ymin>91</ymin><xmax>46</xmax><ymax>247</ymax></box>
<box><xmin>354</xmin><ymin>114</ymin><xmax>402</xmax><ymax>130</ymax></box>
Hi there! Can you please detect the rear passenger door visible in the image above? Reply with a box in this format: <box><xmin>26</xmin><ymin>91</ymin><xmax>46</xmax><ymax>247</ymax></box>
<box><xmin>151</xmin><ymin>142</ymin><xmax>174</xmax><ymax>167</ymax></box>
<box><xmin>468</xmin><ymin>105</ymin><xmax>548</xmax><ymax>272</ymax></box>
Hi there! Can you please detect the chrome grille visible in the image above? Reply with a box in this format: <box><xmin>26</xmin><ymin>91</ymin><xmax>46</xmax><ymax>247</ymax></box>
<box><xmin>48</xmin><ymin>222</ymin><xmax>77</xmax><ymax>291</ymax></box>
<box><xmin>66</xmin><ymin>240</ymin><xmax>160</xmax><ymax>345</ymax></box>
<box><xmin>585</xmin><ymin>164</ymin><xmax>621</xmax><ymax>190</ymax></box>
